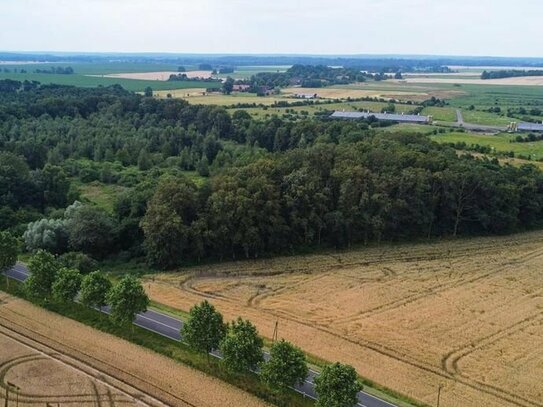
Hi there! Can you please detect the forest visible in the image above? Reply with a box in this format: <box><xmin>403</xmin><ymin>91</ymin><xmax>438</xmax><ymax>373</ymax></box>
<box><xmin>481</xmin><ymin>69</ymin><xmax>543</xmax><ymax>79</ymax></box>
<box><xmin>3</xmin><ymin>79</ymin><xmax>543</xmax><ymax>269</ymax></box>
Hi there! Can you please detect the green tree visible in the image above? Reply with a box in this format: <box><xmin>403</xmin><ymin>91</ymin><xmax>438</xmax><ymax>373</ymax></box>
<box><xmin>182</xmin><ymin>300</ymin><xmax>226</xmax><ymax>361</ymax></box>
<box><xmin>220</xmin><ymin>317</ymin><xmax>264</xmax><ymax>373</ymax></box>
<box><xmin>52</xmin><ymin>267</ymin><xmax>82</xmax><ymax>303</ymax></box>
<box><xmin>66</xmin><ymin>205</ymin><xmax>117</xmax><ymax>258</ymax></box>
<box><xmin>107</xmin><ymin>275</ymin><xmax>149</xmax><ymax>327</ymax></box>
<box><xmin>0</xmin><ymin>232</ymin><xmax>18</xmax><ymax>287</ymax></box>
<box><xmin>222</xmin><ymin>77</ymin><xmax>234</xmax><ymax>95</ymax></box>
<box><xmin>261</xmin><ymin>339</ymin><xmax>308</xmax><ymax>393</ymax></box>
<box><xmin>141</xmin><ymin>178</ymin><xmax>198</xmax><ymax>269</ymax></box>
<box><xmin>144</xmin><ymin>87</ymin><xmax>153</xmax><ymax>97</ymax></box>
<box><xmin>23</xmin><ymin>218</ymin><xmax>69</xmax><ymax>254</ymax></box>
<box><xmin>80</xmin><ymin>271</ymin><xmax>112</xmax><ymax>308</ymax></box>
<box><xmin>25</xmin><ymin>250</ymin><xmax>60</xmax><ymax>298</ymax></box>
<box><xmin>58</xmin><ymin>251</ymin><xmax>97</xmax><ymax>274</ymax></box>
<box><xmin>137</xmin><ymin>148</ymin><xmax>152</xmax><ymax>171</ymax></box>
<box><xmin>314</xmin><ymin>362</ymin><xmax>362</xmax><ymax>407</ymax></box>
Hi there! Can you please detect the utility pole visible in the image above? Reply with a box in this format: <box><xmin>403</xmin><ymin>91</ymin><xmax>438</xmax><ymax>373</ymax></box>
<box><xmin>272</xmin><ymin>320</ymin><xmax>278</xmax><ymax>342</ymax></box>
<box><xmin>436</xmin><ymin>384</ymin><xmax>443</xmax><ymax>407</ymax></box>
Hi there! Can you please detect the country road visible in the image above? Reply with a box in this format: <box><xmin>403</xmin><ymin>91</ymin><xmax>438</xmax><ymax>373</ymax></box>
<box><xmin>4</xmin><ymin>262</ymin><xmax>398</xmax><ymax>407</ymax></box>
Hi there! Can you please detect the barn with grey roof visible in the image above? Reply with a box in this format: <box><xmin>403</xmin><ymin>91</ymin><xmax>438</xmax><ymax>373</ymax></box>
<box><xmin>330</xmin><ymin>111</ymin><xmax>431</xmax><ymax>124</ymax></box>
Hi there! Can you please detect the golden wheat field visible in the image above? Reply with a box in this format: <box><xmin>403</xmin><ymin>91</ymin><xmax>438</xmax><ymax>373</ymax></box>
<box><xmin>0</xmin><ymin>294</ymin><xmax>271</xmax><ymax>407</ymax></box>
<box><xmin>0</xmin><ymin>332</ymin><xmax>142</xmax><ymax>407</ymax></box>
<box><xmin>145</xmin><ymin>231</ymin><xmax>543</xmax><ymax>407</ymax></box>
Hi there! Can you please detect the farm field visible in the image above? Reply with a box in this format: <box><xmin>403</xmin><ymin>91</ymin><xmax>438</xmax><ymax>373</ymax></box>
<box><xmin>398</xmin><ymin>76</ymin><xmax>543</xmax><ymax>86</ymax></box>
<box><xmin>460</xmin><ymin>110</ymin><xmax>515</xmax><ymax>126</ymax></box>
<box><xmin>227</xmin><ymin>100</ymin><xmax>416</xmax><ymax>119</ymax></box>
<box><xmin>143</xmin><ymin>232</ymin><xmax>543</xmax><ymax>407</ymax></box>
<box><xmin>430</xmin><ymin>131</ymin><xmax>543</xmax><ymax>160</ymax></box>
<box><xmin>0</xmin><ymin>71</ymin><xmax>215</xmax><ymax>92</ymax></box>
<box><xmin>0</xmin><ymin>293</ymin><xmax>271</xmax><ymax>407</ymax></box>
<box><xmin>281</xmin><ymin>86</ymin><xmax>428</xmax><ymax>100</ymax></box>
<box><xmin>0</xmin><ymin>331</ymin><xmax>142</xmax><ymax>407</ymax></box>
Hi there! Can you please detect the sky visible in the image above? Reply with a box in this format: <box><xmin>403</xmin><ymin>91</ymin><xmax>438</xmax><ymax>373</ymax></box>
<box><xmin>1</xmin><ymin>0</ymin><xmax>542</xmax><ymax>57</ymax></box>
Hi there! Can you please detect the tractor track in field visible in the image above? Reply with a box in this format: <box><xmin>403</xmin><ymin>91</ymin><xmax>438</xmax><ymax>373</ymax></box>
<box><xmin>0</xmin><ymin>311</ymin><xmax>196</xmax><ymax>407</ymax></box>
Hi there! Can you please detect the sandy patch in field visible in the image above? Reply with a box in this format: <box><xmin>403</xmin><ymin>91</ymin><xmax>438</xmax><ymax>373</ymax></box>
<box><xmin>0</xmin><ymin>294</ymin><xmax>271</xmax><ymax>407</ymax></box>
<box><xmin>145</xmin><ymin>232</ymin><xmax>543</xmax><ymax>407</ymax></box>
<box><xmin>398</xmin><ymin>76</ymin><xmax>543</xmax><ymax>86</ymax></box>
<box><xmin>91</xmin><ymin>70</ymin><xmax>213</xmax><ymax>81</ymax></box>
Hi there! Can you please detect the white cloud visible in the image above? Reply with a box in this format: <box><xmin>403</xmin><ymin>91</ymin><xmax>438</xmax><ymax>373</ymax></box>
<box><xmin>0</xmin><ymin>0</ymin><xmax>541</xmax><ymax>57</ymax></box>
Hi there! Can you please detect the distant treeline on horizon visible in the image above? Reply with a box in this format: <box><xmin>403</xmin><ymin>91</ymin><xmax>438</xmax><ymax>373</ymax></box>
<box><xmin>2</xmin><ymin>52</ymin><xmax>543</xmax><ymax>72</ymax></box>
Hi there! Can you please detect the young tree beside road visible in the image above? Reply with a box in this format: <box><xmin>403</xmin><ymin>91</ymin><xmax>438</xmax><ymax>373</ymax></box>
<box><xmin>80</xmin><ymin>271</ymin><xmax>112</xmax><ymax>309</ymax></box>
<box><xmin>261</xmin><ymin>339</ymin><xmax>308</xmax><ymax>394</ymax></box>
<box><xmin>0</xmin><ymin>231</ymin><xmax>18</xmax><ymax>274</ymax></box>
<box><xmin>182</xmin><ymin>300</ymin><xmax>226</xmax><ymax>361</ymax></box>
<box><xmin>107</xmin><ymin>275</ymin><xmax>149</xmax><ymax>328</ymax></box>
<box><xmin>314</xmin><ymin>362</ymin><xmax>362</xmax><ymax>407</ymax></box>
<box><xmin>25</xmin><ymin>250</ymin><xmax>59</xmax><ymax>298</ymax></box>
<box><xmin>220</xmin><ymin>317</ymin><xmax>264</xmax><ymax>373</ymax></box>
<box><xmin>52</xmin><ymin>267</ymin><xmax>82</xmax><ymax>303</ymax></box>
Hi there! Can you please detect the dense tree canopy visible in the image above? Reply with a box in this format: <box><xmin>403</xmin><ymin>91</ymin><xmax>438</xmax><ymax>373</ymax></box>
<box><xmin>3</xmin><ymin>82</ymin><xmax>543</xmax><ymax>270</ymax></box>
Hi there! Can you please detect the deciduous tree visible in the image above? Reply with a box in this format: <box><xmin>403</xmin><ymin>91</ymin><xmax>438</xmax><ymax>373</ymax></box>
<box><xmin>80</xmin><ymin>271</ymin><xmax>112</xmax><ymax>308</ymax></box>
<box><xmin>182</xmin><ymin>300</ymin><xmax>226</xmax><ymax>360</ymax></box>
<box><xmin>314</xmin><ymin>362</ymin><xmax>362</xmax><ymax>407</ymax></box>
<box><xmin>261</xmin><ymin>339</ymin><xmax>308</xmax><ymax>393</ymax></box>
<box><xmin>220</xmin><ymin>317</ymin><xmax>263</xmax><ymax>373</ymax></box>
<box><xmin>25</xmin><ymin>250</ymin><xmax>59</xmax><ymax>298</ymax></box>
<box><xmin>52</xmin><ymin>267</ymin><xmax>82</xmax><ymax>303</ymax></box>
<box><xmin>107</xmin><ymin>275</ymin><xmax>149</xmax><ymax>327</ymax></box>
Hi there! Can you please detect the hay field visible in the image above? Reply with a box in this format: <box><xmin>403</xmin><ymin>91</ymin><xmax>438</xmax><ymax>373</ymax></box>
<box><xmin>0</xmin><ymin>294</ymin><xmax>271</xmax><ymax>407</ymax></box>
<box><xmin>281</xmin><ymin>86</ymin><xmax>427</xmax><ymax>100</ymax></box>
<box><xmin>145</xmin><ymin>232</ymin><xmax>543</xmax><ymax>407</ymax></box>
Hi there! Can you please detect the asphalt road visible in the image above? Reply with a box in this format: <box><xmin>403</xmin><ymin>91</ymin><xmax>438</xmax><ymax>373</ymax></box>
<box><xmin>5</xmin><ymin>263</ymin><xmax>397</xmax><ymax>407</ymax></box>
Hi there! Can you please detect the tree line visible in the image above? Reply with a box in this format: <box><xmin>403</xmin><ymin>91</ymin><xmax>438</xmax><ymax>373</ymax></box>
<box><xmin>481</xmin><ymin>69</ymin><xmax>543</xmax><ymax>79</ymax></box>
<box><xmin>4</xmin><ymin>82</ymin><xmax>543</xmax><ymax>270</ymax></box>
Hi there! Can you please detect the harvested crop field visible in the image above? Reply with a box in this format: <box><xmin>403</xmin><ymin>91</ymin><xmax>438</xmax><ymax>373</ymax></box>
<box><xmin>144</xmin><ymin>231</ymin><xmax>543</xmax><ymax>407</ymax></box>
<box><xmin>0</xmin><ymin>294</ymin><xmax>271</xmax><ymax>407</ymax></box>
<box><xmin>0</xmin><ymin>331</ymin><xmax>140</xmax><ymax>406</ymax></box>
<box><xmin>281</xmin><ymin>86</ymin><xmax>427</xmax><ymax>100</ymax></box>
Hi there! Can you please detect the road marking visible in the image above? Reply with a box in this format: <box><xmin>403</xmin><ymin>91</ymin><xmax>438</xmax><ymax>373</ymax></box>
<box><xmin>136</xmin><ymin>314</ymin><xmax>180</xmax><ymax>331</ymax></box>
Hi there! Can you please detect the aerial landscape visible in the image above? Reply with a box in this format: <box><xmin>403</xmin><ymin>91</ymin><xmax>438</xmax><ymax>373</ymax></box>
<box><xmin>1</xmin><ymin>1</ymin><xmax>543</xmax><ymax>406</ymax></box>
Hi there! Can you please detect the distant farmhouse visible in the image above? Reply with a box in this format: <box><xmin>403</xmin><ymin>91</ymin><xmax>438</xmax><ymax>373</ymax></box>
<box><xmin>294</xmin><ymin>93</ymin><xmax>319</xmax><ymax>99</ymax></box>
<box><xmin>331</xmin><ymin>110</ymin><xmax>432</xmax><ymax>124</ymax></box>
<box><xmin>232</xmin><ymin>84</ymin><xmax>251</xmax><ymax>92</ymax></box>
